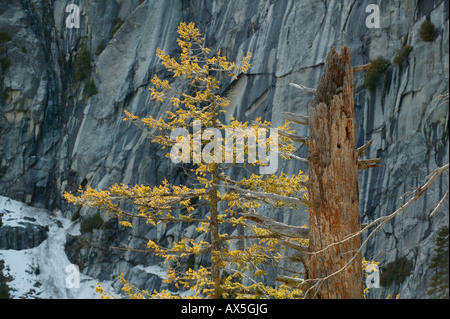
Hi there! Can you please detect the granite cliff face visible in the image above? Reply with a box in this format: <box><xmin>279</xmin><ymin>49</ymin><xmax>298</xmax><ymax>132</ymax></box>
<box><xmin>0</xmin><ymin>0</ymin><xmax>448</xmax><ymax>298</ymax></box>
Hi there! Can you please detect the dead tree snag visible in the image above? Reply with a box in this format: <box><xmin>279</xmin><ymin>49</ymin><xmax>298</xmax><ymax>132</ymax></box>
<box><xmin>306</xmin><ymin>46</ymin><xmax>364</xmax><ymax>299</ymax></box>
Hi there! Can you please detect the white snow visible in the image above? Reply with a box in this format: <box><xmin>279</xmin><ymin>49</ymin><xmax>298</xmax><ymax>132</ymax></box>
<box><xmin>0</xmin><ymin>195</ymin><xmax>113</xmax><ymax>299</ymax></box>
<box><xmin>0</xmin><ymin>195</ymin><xmax>195</xmax><ymax>299</ymax></box>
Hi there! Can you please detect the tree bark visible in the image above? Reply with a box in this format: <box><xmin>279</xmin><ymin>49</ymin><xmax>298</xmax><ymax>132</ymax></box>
<box><xmin>306</xmin><ymin>46</ymin><xmax>364</xmax><ymax>299</ymax></box>
<box><xmin>209</xmin><ymin>166</ymin><xmax>222</xmax><ymax>298</ymax></box>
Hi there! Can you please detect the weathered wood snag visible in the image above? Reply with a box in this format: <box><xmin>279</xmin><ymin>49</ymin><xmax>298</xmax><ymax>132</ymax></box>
<box><xmin>306</xmin><ymin>46</ymin><xmax>364</xmax><ymax>299</ymax></box>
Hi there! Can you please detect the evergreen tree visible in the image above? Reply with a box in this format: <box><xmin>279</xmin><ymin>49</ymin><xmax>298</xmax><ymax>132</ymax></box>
<box><xmin>427</xmin><ymin>226</ymin><xmax>449</xmax><ymax>299</ymax></box>
<box><xmin>65</xmin><ymin>22</ymin><xmax>307</xmax><ymax>299</ymax></box>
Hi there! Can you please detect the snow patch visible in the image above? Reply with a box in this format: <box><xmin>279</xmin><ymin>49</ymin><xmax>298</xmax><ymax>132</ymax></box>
<box><xmin>0</xmin><ymin>195</ymin><xmax>113</xmax><ymax>299</ymax></box>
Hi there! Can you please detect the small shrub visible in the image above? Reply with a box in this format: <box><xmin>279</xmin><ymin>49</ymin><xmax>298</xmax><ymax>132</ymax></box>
<box><xmin>74</xmin><ymin>45</ymin><xmax>92</xmax><ymax>81</ymax></box>
<box><xmin>393</xmin><ymin>45</ymin><xmax>413</xmax><ymax>65</ymax></box>
<box><xmin>80</xmin><ymin>213</ymin><xmax>103</xmax><ymax>233</ymax></box>
<box><xmin>0</xmin><ymin>57</ymin><xmax>10</xmax><ymax>72</ymax></box>
<box><xmin>419</xmin><ymin>20</ymin><xmax>435</xmax><ymax>42</ymax></box>
<box><xmin>71</xmin><ymin>207</ymin><xmax>81</xmax><ymax>221</ymax></box>
<box><xmin>110</xmin><ymin>17</ymin><xmax>124</xmax><ymax>37</ymax></box>
<box><xmin>95</xmin><ymin>40</ymin><xmax>105</xmax><ymax>56</ymax></box>
<box><xmin>83</xmin><ymin>78</ymin><xmax>98</xmax><ymax>98</ymax></box>
<box><xmin>0</xmin><ymin>163</ymin><xmax>6</xmax><ymax>179</ymax></box>
<box><xmin>1</xmin><ymin>90</ymin><xmax>7</xmax><ymax>101</ymax></box>
<box><xmin>0</xmin><ymin>32</ymin><xmax>11</xmax><ymax>42</ymax></box>
<box><xmin>364</xmin><ymin>56</ymin><xmax>391</xmax><ymax>90</ymax></box>
<box><xmin>0</xmin><ymin>259</ymin><xmax>12</xmax><ymax>299</ymax></box>
<box><xmin>380</xmin><ymin>257</ymin><xmax>413</xmax><ymax>287</ymax></box>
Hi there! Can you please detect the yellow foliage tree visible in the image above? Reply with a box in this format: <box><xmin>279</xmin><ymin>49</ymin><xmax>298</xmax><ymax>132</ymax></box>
<box><xmin>65</xmin><ymin>22</ymin><xmax>309</xmax><ymax>299</ymax></box>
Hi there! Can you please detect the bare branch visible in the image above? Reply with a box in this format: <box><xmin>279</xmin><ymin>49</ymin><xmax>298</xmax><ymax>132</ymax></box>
<box><xmin>286</xmin><ymin>254</ymin><xmax>303</xmax><ymax>263</ymax></box>
<box><xmin>112</xmin><ymin>242</ymin><xmax>212</xmax><ymax>256</ymax></box>
<box><xmin>221</xmin><ymin>234</ymin><xmax>278</xmax><ymax>241</ymax></box>
<box><xmin>434</xmin><ymin>90</ymin><xmax>449</xmax><ymax>105</ymax></box>
<box><xmin>358</xmin><ymin>158</ymin><xmax>382</xmax><ymax>169</ymax></box>
<box><xmin>275</xmin><ymin>276</ymin><xmax>310</xmax><ymax>290</ymax></box>
<box><xmin>252</xmin><ymin>121</ymin><xmax>309</xmax><ymax>146</ymax></box>
<box><xmin>219</xmin><ymin>183</ymin><xmax>310</xmax><ymax>207</ymax></box>
<box><xmin>241</xmin><ymin>212</ymin><xmax>309</xmax><ymax>239</ymax></box>
<box><xmin>357</xmin><ymin>138</ymin><xmax>374</xmax><ymax>156</ymax></box>
<box><xmin>107</xmin><ymin>190</ymin><xmax>206</xmax><ymax>202</ymax></box>
<box><xmin>280</xmin><ymin>151</ymin><xmax>309</xmax><ymax>163</ymax></box>
<box><xmin>282</xmin><ymin>112</ymin><xmax>309</xmax><ymax>125</ymax></box>
<box><xmin>277</xmin><ymin>131</ymin><xmax>309</xmax><ymax>145</ymax></box>
<box><xmin>111</xmin><ymin>207</ymin><xmax>210</xmax><ymax>224</ymax></box>
<box><xmin>352</xmin><ymin>63</ymin><xmax>371</xmax><ymax>72</ymax></box>
<box><xmin>289</xmin><ymin>82</ymin><xmax>316</xmax><ymax>93</ymax></box>
<box><xmin>278</xmin><ymin>240</ymin><xmax>308</xmax><ymax>253</ymax></box>
<box><xmin>429</xmin><ymin>190</ymin><xmax>449</xmax><ymax>218</ymax></box>
<box><xmin>110</xmin><ymin>245</ymin><xmax>153</xmax><ymax>253</ymax></box>
<box><xmin>265</xmin><ymin>261</ymin><xmax>305</xmax><ymax>276</ymax></box>
<box><xmin>153</xmin><ymin>216</ymin><xmax>210</xmax><ymax>223</ymax></box>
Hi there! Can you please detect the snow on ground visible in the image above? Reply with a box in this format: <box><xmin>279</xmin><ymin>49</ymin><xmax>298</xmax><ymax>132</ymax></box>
<box><xmin>0</xmin><ymin>195</ymin><xmax>114</xmax><ymax>299</ymax></box>
<box><xmin>0</xmin><ymin>195</ymin><xmax>195</xmax><ymax>299</ymax></box>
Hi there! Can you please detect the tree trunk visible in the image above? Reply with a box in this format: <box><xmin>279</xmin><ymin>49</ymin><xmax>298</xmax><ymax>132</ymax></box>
<box><xmin>209</xmin><ymin>164</ymin><xmax>222</xmax><ymax>298</ymax></box>
<box><xmin>306</xmin><ymin>46</ymin><xmax>364</xmax><ymax>299</ymax></box>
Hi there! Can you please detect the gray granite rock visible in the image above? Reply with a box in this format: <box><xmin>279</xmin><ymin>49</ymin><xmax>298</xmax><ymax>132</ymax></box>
<box><xmin>0</xmin><ymin>223</ymin><xmax>48</xmax><ymax>250</ymax></box>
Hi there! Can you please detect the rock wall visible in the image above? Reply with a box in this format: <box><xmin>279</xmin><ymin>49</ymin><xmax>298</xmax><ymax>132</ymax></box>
<box><xmin>0</xmin><ymin>0</ymin><xmax>448</xmax><ymax>298</ymax></box>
